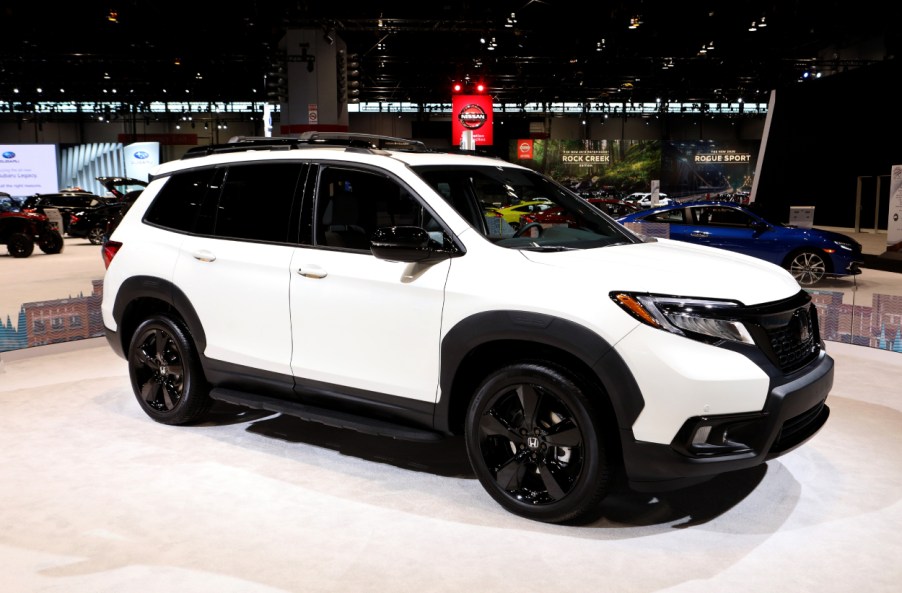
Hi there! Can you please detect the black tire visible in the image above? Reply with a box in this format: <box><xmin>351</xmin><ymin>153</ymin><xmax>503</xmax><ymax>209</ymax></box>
<box><xmin>128</xmin><ymin>314</ymin><xmax>211</xmax><ymax>425</ymax></box>
<box><xmin>38</xmin><ymin>230</ymin><xmax>65</xmax><ymax>254</ymax></box>
<box><xmin>7</xmin><ymin>232</ymin><xmax>34</xmax><ymax>258</ymax></box>
<box><xmin>788</xmin><ymin>250</ymin><xmax>827</xmax><ymax>286</ymax></box>
<box><xmin>464</xmin><ymin>361</ymin><xmax>609</xmax><ymax>524</ymax></box>
<box><xmin>87</xmin><ymin>225</ymin><xmax>105</xmax><ymax>245</ymax></box>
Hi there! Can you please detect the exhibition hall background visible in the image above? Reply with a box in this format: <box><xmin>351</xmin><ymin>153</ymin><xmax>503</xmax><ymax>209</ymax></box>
<box><xmin>2</xmin><ymin>57</ymin><xmax>901</xmax><ymax>356</ymax></box>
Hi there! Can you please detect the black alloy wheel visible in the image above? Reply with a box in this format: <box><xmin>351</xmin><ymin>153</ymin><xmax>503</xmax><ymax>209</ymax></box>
<box><xmin>38</xmin><ymin>230</ymin><xmax>64</xmax><ymax>254</ymax></box>
<box><xmin>788</xmin><ymin>250</ymin><xmax>827</xmax><ymax>286</ymax></box>
<box><xmin>7</xmin><ymin>232</ymin><xmax>34</xmax><ymax>258</ymax></box>
<box><xmin>465</xmin><ymin>362</ymin><xmax>609</xmax><ymax>524</ymax></box>
<box><xmin>128</xmin><ymin>314</ymin><xmax>211</xmax><ymax>425</ymax></box>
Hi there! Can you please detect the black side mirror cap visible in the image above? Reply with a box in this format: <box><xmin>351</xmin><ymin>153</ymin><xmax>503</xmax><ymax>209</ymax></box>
<box><xmin>370</xmin><ymin>226</ymin><xmax>461</xmax><ymax>263</ymax></box>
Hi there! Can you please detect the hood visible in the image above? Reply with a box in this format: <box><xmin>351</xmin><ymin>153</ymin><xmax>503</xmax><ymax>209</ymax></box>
<box><xmin>798</xmin><ymin>226</ymin><xmax>861</xmax><ymax>249</ymax></box>
<box><xmin>519</xmin><ymin>237</ymin><xmax>802</xmax><ymax>305</ymax></box>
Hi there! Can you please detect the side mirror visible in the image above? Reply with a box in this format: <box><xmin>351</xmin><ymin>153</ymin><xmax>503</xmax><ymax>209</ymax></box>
<box><xmin>370</xmin><ymin>226</ymin><xmax>461</xmax><ymax>263</ymax></box>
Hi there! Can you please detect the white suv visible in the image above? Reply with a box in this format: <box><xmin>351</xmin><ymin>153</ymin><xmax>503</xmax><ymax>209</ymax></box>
<box><xmin>101</xmin><ymin>133</ymin><xmax>832</xmax><ymax>524</ymax></box>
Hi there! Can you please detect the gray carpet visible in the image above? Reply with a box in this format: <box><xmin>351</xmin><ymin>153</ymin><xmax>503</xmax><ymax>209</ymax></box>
<box><xmin>1</xmin><ymin>337</ymin><xmax>900</xmax><ymax>593</ymax></box>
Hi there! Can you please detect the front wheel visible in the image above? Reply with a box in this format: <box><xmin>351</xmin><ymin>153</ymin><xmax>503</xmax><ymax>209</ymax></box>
<box><xmin>128</xmin><ymin>314</ymin><xmax>211</xmax><ymax>425</ymax></box>
<box><xmin>464</xmin><ymin>362</ymin><xmax>609</xmax><ymax>524</ymax></box>
<box><xmin>7</xmin><ymin>232</ymin><xmax>34</xmax><ymax>258</ymax></box>
<box><xmin>788</xmin><ymin>250</ymin><xmax>827</xmax><ymax>285</ymax></box>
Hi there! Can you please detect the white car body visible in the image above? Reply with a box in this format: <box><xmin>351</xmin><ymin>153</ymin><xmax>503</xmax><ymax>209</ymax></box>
<box><xmin>100</xmin><ymin>134</ymin><xmax>833</xmax><ymax>524</ymax></box>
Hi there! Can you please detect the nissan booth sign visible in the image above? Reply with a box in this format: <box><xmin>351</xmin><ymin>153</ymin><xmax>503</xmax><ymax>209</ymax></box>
<box><xmin>452</xmin><ymin>94</ymin><xmax>493</xmax><ymax>146</ymax></box>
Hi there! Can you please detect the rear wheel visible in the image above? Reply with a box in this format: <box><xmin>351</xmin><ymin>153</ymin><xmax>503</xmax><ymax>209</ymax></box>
<box><xmin>788</xmin><ymin>250</ymin><xmax>827</xmax><ymax>285</ymax></box>
<box><xmin>38</xmin><ymin>230</ymin><xmax>65</xmax><ymax>254</ymax></box>
<box><xmin>464</xmin><ymin>361</ymin><xmax>609</xmax><ymax>524</ymax></box>
<box><xmin>7</xmin><ymin>232</ymin><xmax>34</xmax><ymax>258</ymax></box>
<box><xmin>128</xmin><ymin>314</ymin><xmax>211</xmax><ymax>425</ymax></box>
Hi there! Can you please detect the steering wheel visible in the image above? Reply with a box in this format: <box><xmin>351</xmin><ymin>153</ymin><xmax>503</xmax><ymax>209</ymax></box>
<box><xmin>513</xmin><ymin>222</ymin><xmax>544</xmax><ymax>238</ymax></box>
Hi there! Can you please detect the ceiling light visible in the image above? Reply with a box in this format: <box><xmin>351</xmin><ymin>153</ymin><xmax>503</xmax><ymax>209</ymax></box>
<box><xmin>749</xmin><ymin>21</ymin><xmax>757</xmax><ymax>32</ymax></box>
<box><xmin>759</xmin><ymin>16</ymin><xmax>767</xmax><ymax>27</ymax></box>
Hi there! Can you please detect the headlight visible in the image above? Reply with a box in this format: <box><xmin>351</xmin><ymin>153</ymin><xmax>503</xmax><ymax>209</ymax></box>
<box><xmin>611</xmin><ymin>292</ymin><xmax>754</xmax><ymax>345</ymax></box>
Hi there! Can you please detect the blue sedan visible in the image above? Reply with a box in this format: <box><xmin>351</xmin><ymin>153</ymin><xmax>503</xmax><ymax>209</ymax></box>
<box><xmin>617</xmin><ymin>201</ymin><xmax>864</xmax><ymax>286</ymax></box>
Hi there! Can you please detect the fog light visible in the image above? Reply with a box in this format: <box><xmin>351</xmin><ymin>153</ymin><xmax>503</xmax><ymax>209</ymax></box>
<box><xmin>692</xmin><ymin>425</ymin><xmax>712</xmax><ymax>445</ymax></box>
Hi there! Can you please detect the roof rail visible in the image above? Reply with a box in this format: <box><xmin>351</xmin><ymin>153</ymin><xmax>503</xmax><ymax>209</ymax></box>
<box><xmin>295</xmin><ymin>132</ymin><xmax>428</xmax><ymax>152</ymax></box>
<box><xmin>180</xmin><ymin>132</ymin><xmax>429</xmax><ymax>160</ymax></box>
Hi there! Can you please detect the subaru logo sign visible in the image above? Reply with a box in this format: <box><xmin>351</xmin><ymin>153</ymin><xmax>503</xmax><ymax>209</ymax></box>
<box><xmin>133</xmin><ymin>151</ymin><xmax>150</xmax><ymax>160</ymax></box>
<box><xmin>2</xmin><ymin>151</ymin><xmax>15</xmax><ymax>159</ymax></box>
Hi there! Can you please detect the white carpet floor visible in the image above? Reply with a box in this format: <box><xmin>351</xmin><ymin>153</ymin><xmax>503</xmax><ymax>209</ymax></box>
<box><xmin>1</xmin><ymin>337</ymin><xmax>900</xmax><ymax>593</ymax></box>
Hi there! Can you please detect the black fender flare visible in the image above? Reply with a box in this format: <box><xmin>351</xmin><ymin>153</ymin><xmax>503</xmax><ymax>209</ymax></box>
<box><xmin>110</xmin><ymin>275</ymin><xmax>207</xmax><ymax>357</ymax></box>
<box><xmin>435</xmin><ymin>310</ymin><xmax>645</xmax><ymax>433</ymax></box>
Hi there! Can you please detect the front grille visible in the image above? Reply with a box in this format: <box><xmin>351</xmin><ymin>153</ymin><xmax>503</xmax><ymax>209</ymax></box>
<box><xmin>740</xmin><ymin>291</ymin><xmax>822</xmax><ymax>374</ymax></box>
<box><xmin>765</xmin><ymin>303</ymin><xmax>820</xmax><ymax>372</ymax></box>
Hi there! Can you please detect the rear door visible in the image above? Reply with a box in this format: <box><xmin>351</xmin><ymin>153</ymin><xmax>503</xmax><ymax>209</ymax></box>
<box><xmin>171</xmin><ymin>162</ymin><xmax>308</xmax><ymax>377</ymax></box>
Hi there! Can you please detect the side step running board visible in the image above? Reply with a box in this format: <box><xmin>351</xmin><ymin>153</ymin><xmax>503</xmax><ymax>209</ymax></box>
<box><xmin>209</xmin><ymin>388</ymin><xmax>444</xmax><ymax>442</ymax></box>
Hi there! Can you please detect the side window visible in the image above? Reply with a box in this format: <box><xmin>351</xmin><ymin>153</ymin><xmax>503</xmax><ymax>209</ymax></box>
<box><xmin>144</xmin><ymin>168</ymin><xmax>218</xmax><ymax>233</ymax></box>
<box><xmin>212</xmin><ymin>163</ymin><xmax>305</xmax><ymax>243</ymax></box>
<box><xmin>645</xmin><ymin>209</ymin><xmax>685</xmax><ymax>224</ymax></box>
<box><xmin>316</xmin><ymin>166</ymin><xmax>432</xmax><ymax>251</ymax></box>
<box><xmin>707</xmin><ymin>207</ymin><xmax>752</xmax><ymax>227</ymax></box>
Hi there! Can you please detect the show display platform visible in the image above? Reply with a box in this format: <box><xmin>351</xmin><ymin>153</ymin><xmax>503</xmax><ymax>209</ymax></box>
<box><xmin>2</xmin><ymin>232</ymin><xmax>902</xmax><ymax>591</ymax></box>
<box><xmin>1</xmin><ymin>338</ymin><xmax>901</xmax><ymax>592</ymax></box>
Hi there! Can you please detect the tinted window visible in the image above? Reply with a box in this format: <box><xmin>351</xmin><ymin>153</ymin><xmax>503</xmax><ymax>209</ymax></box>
<box><xmin>145</xmin><ymin>168</ymin><xmax>218</xmax><ymax>232</ymax></box>
<box><xmin>315</xmin><ymin>166</ymin><xmax>434</xmax><ymax>251</ymax></box>
<box><xmin>213</xmin><ymin>163</ymin><xmax>305</xmax><ymax>243</ymax></box>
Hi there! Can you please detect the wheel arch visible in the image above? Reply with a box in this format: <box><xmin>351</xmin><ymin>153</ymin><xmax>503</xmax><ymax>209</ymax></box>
<box><xmin>111</xmin><ymin>275</ymin><xmax>207</xmax><ymax>361</ymax></box>
<box><xmin>436</xmin><ymin>310</ymin><xmax>645</xmax><ymax>461</ymax></box>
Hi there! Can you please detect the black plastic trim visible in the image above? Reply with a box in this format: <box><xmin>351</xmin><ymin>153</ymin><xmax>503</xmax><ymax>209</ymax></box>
<box><xmin>622</xmin><ymin>350</ymin><xmax>833</xmax><ymax>492</ymax></box>
<box><xmin>435</xmin><ymin>310</ymin><xmax>646</xmax><ymax>433</ymax></box>
<box><xmin>210</xmin><ymin>388</ymin><xmax>442</xmax><ymax>442</ymax></box>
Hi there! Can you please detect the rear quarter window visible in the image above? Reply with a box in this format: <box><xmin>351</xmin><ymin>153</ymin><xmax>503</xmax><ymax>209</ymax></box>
<box><xmin>144</xmin><ymin>168</ymin><xmax>219</xmax><ymax>233</ymax></box>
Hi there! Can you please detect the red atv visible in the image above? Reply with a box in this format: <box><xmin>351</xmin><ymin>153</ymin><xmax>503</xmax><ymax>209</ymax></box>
<box><xmin>0</xmin><ymin>204</ymin><xmax>65</xmax><ymax>258</ymax></box>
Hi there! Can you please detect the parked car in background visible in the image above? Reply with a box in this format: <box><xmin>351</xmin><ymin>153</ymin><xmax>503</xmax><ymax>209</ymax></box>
<box><xmin>68</xmin><ymin>177</ymin><xmax>149</xmax><ymax>244</ymax></box>
<box><xmin>483</xmin><ymin>200</ymin><xmax>552</xmax><ymax>230</ymax></box>
<box><xmin>521</xmin><ymin>197</ymin><xmax>641</xmax><ymax>227</ymax></box>
<box><xmin>68</xmin><ymin>202</ymin><xmax>127</xmax><ymax>244</ymax></box>
<box><xmin>617</xmin><ymin>200</ymin><xmax>864</xmax><ymax>285</ymax></box>
<box><xmin>636</xmin><ymin>193</ymin><xmax>672</xmax><ymax>208</ymax></box>
<box><xmin>20</xmin><ymin>189</ymin><xmax>114</xmax><ymax>235</ymax></box>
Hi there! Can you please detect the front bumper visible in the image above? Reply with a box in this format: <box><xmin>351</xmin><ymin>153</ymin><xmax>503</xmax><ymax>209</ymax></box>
<box><xmin>621</xmin><ymin>350</ymin><xmax>833</xmax><ymax>492</ymax></box>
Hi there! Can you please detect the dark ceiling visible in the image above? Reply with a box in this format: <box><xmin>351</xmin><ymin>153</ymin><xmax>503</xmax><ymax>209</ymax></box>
<box><xmin>1</xmin><ymin>1</ymin><xmax>898</xmax><ymax>108</ymax></box>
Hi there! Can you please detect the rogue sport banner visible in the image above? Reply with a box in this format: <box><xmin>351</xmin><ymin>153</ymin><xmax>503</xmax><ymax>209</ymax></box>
<box><xmin>452</xmin><ymin>94</ymin><xmax>494</xmax><ymax>146</ymax></box>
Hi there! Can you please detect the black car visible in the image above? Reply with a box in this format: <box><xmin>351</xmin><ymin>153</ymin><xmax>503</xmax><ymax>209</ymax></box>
<box><xmin>67</xmin><ymin>201</ymin><xmax>128</xmax><ymax>245</ymax></box>
<box><xmin>20</xmin><ymin>189</ymin><xmax>113</xmax><ymax>235</ymax></box>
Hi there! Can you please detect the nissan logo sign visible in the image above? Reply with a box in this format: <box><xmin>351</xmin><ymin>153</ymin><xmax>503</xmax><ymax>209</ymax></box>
<box><xmin>519</xmin><ymin>142</ymin><xmax>531</xmax><ymax>154</ymax></box>
<box><xmin>458</xmin><ymin>104</ymin><xmax>487</xmax><ymax>130</ymax></box>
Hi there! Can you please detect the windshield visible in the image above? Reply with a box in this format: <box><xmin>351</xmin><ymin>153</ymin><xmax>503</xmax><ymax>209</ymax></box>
<box><xmin>413</xmin><ymin>164</ymin><xmax>639</xmax><ymax>251</ymax></box>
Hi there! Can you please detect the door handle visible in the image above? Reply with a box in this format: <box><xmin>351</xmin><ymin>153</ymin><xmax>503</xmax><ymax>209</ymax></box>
<box><xmin>191</xmin><ymin>250</ymin><xmax>216</xmax><ymax>262</ymax></box>
<box><xmin>297</xmin><ymin>265</ymin><xmax>327</xmax><ymax>279</ymax></box>
<box><xmin>690</xmin><ymin>231</ymin><xmax>709</xmax><ymax>238</ymax></box>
